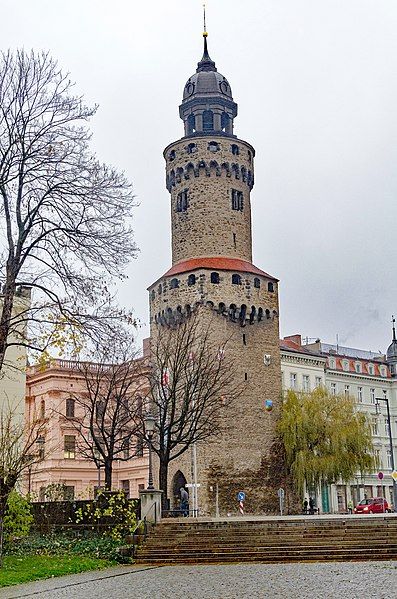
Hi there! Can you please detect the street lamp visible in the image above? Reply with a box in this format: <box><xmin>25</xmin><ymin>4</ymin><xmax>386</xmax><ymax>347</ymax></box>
<box><xmin>144</xmin><ymin>412</ymin><xmax>156</xmax><ymax>491</ymax></box>
<box><xmin>375</xmin><ymin>396</ymin><xmax>397</xmax><ymax>513</ymax></box>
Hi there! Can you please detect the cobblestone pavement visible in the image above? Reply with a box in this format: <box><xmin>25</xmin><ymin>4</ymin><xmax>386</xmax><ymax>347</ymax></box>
<box><xmin>1</xmin><ymin>561</ymin><xmax>396</xmax><ymax>599</ymax></box>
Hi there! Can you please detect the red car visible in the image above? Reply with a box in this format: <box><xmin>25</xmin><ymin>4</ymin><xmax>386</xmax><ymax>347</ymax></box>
<box><xmin>353</xmin><ymin>497</ymin><xmax>389</xmax><ymax>514</ymax></box>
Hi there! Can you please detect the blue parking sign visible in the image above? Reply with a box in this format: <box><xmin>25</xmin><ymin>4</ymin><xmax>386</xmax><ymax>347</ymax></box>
<box><xmin>237</xmin><ymin>491</ymin><xmax>245</xmax><ymax>502</ymax></box>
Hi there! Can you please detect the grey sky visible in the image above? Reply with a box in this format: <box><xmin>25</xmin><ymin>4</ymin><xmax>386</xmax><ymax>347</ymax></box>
<box><xmin>2</xmin><ymin>0</ymin><xmax>397</xmax><ymax>353</ymax></box>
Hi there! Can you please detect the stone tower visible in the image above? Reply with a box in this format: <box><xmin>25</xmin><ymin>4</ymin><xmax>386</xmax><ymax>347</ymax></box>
<box><xmin>148</xmin><ymin>31</ymin><xmax>283</xmax><ymax>514</ymax></box>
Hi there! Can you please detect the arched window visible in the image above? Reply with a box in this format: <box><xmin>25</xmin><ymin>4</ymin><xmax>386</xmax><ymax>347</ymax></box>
<box><xmin>268</xmin><ymin>282</ymin><xmax>274</xmax><ymax>292</ymax></box>
<box><xmin>258</xmin><ymin>307</ymin><xmax>264</xmax><ymax>322</ymax></box>
<box><xmin>208</xmin><ymin>141</ymin><xmax>220</xmax><ymax>152</ymax></box>
<box><xmin>221</xmin><ymin>112</ymin><xmax>229</xmax><ymax>131</ymax></box>
<box><xmin>232</xmin><ymin>274</ymin><xmax>241</xmax><ymax>285</ymax></box>
<box><xmin>187</xmin><ymin>114</ymin><xmax>196</xmax><ymax>135</ymax></box>
<box><xmin>254</xmin><ymin>278</ymin><xmax>260</xmax><ymax>289</ymax></box>
<box><xmin>211</xmin><ymin>272</ymin><xmax>220</xmax><ymax>284</ymax></box>
<box><xmin>203</xmin><ymin>110</ymin><xmax>214</xmax><ymax>131</ymax></box>
<box><xmin>186</xmin><ymin>142</ymin><xmax>197</xmax><ymax>154</ymax></box>
<box><xmin>231</xmin><ymin>144</ymin><xmax>239</xmax><ymax>156</ymax></box>
<box><xmin>231</xmin><ymin>189</ymin><xmax>243</xmax><ymax>211</ymax></box>
<box><xmin>187</xmin><ymin>274</ymin><xmax>196</xmax><ymax>286</ymax></box>
<box><xmin>158</xmin><ymin>284</ymin><xmax>162</xmax><ymax>294</ymax></box>
<box><xmin>170</xmin><ymin>278</ymin><xmax>179</xmax><ymax>289</ymax></box>
<box><xmin>176</xmin><ymin>190</ymin><xmax>188</xmax><ymax>212</ymax></box>
<box><xmin>150</xmin><ymin>290</ymin><xmax>155</xmax><ymax>301</ymax></box>
<box><xmin>169</xmin><ymin>150</ymin><xmax>176</xmax><ymax>161</ymax></box>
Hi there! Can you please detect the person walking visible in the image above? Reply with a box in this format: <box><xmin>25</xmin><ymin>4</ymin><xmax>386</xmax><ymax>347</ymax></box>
<box><xmin>303</xmin><ymin>498</ymin><xmax>308</xmax><ymax>514</ymax></box>
<box><xmin>309</xmin><ymin>496</ymin><xmax>315</xmax><ymax>515</ymax></box>
<box><xmin>347</xmin><ymin>499</ymin><xmax>354</xmax><ymax>514</ymax></box>
<box><xmin>180</xmin><ymin>487</ymin><xmax>189</xmax><ymax>517</ymax></box>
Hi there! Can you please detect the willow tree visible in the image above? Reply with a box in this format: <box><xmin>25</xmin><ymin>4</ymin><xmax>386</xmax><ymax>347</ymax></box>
<box><xmin>278</xmin><ymin>387</ymin><xmax>376</xmax><ymax>496</ymax></box>
<box><xmin>0</xmin><ymin>49</ymin><xmax>137</xmax><ymax>370</ymax></box>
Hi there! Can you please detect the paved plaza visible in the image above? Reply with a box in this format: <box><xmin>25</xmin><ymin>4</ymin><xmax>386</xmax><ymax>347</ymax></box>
<box><xmin>1</xmin><ymin>561</ymin><xmax>396</xmax><ymax>599</ymax></box>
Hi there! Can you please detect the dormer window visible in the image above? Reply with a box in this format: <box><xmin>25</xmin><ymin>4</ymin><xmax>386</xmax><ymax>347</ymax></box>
<box><xmin>342</xmin><ymin>360</ymin><xmax>349</xmax><ymax>371</ymax></box>
<box><xmin>354</xmin><ymin>362</ymin><xmax>361</xmax><ymax>373</ymax></box>
<box><xmin>208</xmin><ymin>141</ymin><xmax>220</xmax><ymax>152</ymax></box>
<box><xmin>368</xmin><ymin>363</ymin><xmax>374</xmax><ymax>375</ymax></box>
<box><xmin>231</xmin><ymin>144</ymin><xmax>239</xmax><ymax>156</ymax></box>
<box><xmin>329</xmin><ymin>358</ymin><xmax>336</xmax><ymax>369</ymax></box>
<box><xmin>379</xmin><ymin>366</ymin><xmax>386</xmax><ymax>377</ymax></box>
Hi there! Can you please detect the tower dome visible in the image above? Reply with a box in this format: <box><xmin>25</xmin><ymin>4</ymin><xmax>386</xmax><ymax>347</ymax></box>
<box><xmin>179</xmin><ymin>33</ymin><xmax>238</xmax><ymax>137</ymax></box>
<box><xmin>386</xmin><ymin>316</ymin><xmax>397</xmax><ymax>377</ymax></box>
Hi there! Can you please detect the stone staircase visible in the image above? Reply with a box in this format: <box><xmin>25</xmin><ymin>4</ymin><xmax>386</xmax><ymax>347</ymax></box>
<box><xmin>135</xmin><ymin>516</ymin><xmax>397</xmax><ymax>565</ymax></box>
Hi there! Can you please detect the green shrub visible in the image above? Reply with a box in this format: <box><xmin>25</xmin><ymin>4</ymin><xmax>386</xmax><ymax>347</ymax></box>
<box><xmin>3</xmin><ymin>492</ymin><xmax>33</xmax><ymax>543</ymax></box>
<box><xmin>75</xmin><ymin>491</ymin><xmax>137</xmax><ymax>542</ymax></box>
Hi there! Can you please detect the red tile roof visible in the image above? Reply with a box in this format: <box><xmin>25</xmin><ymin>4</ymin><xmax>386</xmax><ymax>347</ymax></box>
<box><xmin>163</xmin><ymin>257</ymin><xmax>277</xmax><ymax>280</ymax></box>
<box><xmin>280</xmin><ymin>339</ymin><xmax>322</xmax><ymax>356</ymax></box>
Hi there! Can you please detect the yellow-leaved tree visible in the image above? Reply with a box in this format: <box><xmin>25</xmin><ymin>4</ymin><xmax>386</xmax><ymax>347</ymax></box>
<box><xmin>278</xmin><ymin>387</ymin><xmax>376</xmax><ymax>496</ymax></box>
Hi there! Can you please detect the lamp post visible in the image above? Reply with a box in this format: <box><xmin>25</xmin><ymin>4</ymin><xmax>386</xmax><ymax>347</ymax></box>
<box><xmin>144</xmin><ymin>412</ymin><xmax>156</xmax><ymax>491</ymax></box>
<box><xmin>376</xmin><ymin>396</ymin><xmax>397</xmax><ymax>512</ymax></box>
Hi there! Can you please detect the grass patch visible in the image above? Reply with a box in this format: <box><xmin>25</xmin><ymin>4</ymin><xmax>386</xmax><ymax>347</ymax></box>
<box><xmin>0</xmin><ymin>554</ymin><xmax>112</xmax><ymax>587</ymax></box>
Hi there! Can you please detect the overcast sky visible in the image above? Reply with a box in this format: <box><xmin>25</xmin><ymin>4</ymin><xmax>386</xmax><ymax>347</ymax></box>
<box><xmin>3</xmin><ymin>0</ymin><xmax>397</xmax><ymax>353</ymax></box>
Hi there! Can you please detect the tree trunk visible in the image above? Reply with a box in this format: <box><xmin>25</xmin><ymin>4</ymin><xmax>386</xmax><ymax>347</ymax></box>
<box><xmin>0</xmin><ymin>497</ymin><xmax>8</xmax><ymax>569</ymax></box>
<box><xmin>104</xmin><ymin>461</ymin><xmax>113</xmax><ymax>490</ymax></box>
<box><xmin>0</xmin><ymin>271</ymin><xmax>16</xmax><ymax>372</ymax></box>
<box><xmin>159</xmin><ymin>459</ymin><xmax>169</xmax><ymax>511</ymax></box>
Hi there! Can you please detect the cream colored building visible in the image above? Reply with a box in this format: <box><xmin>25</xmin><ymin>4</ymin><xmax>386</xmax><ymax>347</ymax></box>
<box><xmin>0</xmin><ymin>286</ymin><xmax>31</xmax><ymax>421</ymax></box>
<box><xmin>281</xmin><ymin>333</ymin><xmax>397</xmax><ymax>513</ymax></box>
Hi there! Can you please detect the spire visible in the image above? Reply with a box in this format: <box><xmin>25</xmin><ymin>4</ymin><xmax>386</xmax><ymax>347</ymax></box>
<box><xmin>393</xmin><ymin>315</ymin><xmax>396</xmax><ymax>342</ymax></box>
<box><xmin>197</xmin><ymin>3</ymin><xmax>216</xmax><ymax>72</ymax></box>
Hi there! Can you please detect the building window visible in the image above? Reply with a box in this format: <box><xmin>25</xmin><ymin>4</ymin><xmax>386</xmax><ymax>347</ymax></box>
<box><xmin>169</xmin><ymin>150</ymin><xmax>176</xmax><ymax>161</ymax></box>
<box><xmin>254</xmin><ymin>278</ymin><xmax>260</xmax><ymax>289</ymax></box>
<box><xmin>315</xmin><ymin>376</ymin><xmax>322</xmax><ymax>388</ymax></box>
<box><xmin>357</xmin><ymin>387</ymin><xmax>363</xmax><ymax>402</ymax></box>
<box><xmin>158</xmin><ymin>284</ymin><xmax>162</xmax><ymax>295</ymax></box>
<box><xmin>96</xmin><ymin>400</ymin><xmax>105</xmax><ymax>420</ymax></box>
<box><xmin>136</xmin><ymin>436</ymin><xmax>144</xmax><ymax>457</ymax></box>
<box><xmin>40</xmin><ymin>400</ymin><xmax>45</xmax><ymax>420</ymax></box>
<box><xmin>342</xmin><ymin>360</ymin><xmax>349</xmax><ymax>371</ymax></box>
<box><xmin>64</xmin><ymin>435</ymin><xmax>76</xmax><ymax>459</ymax></box>
<box><xmin>66</xmin><ymin>398</ymin><xmax>75</xmax><ymax>418</ymax></box>
<box><xmin>379</xmin><ymin>366</ymin><xmax>386</xmax><ymax>377</ymax></box>
<box><xmin>290</xmin><ymin>373</ymin><xmax>297</xmax><ymax>389</ymax></box>
<box><xmin>64</xmin><ymin>486</ymin><xmax>75</xmax><ymax>501</ymax></box>
<box><xmin>187</xmin><ymin>274</ymin><xmax>196</xmax><ymax>286</ymax></box>
<box><xmin>186</xmin><ymin>141</ymin><xmax>197</xmax><ymax>154</ymax></box>
<box><xmin>385</xmin><ymin>418</ymin><xmax>391</xmax><ymax>437</ymax></box>
<box><xmin>355</xmin><ymin>362</ymin><xmax>361</xmax><ymax>373</ymax></box>
<box><xmin>121</xmin><ymin>480</ymin><xmax>130</xmax><ymax>498</ymax></box>
<box><xmin>208</xmin><ymin>141</ymin><xmax>220</xmax><ymax>152</ymax></box>
<box><xmin>211</xmin><ymin>272</ymin><xmax>220</xmax><ymax>284</ymax></box>
<box><xmin>370</xmin><ymin>388</ymin><xmax>375</xmax><ymax>404</ymax></box>
<box><xmin>176</xmin><ymin>189</ymin><xmax>188</xmax><ymax>212</ymax></box>
<box><xmin>303</xmin><ymin>375</ymin><xmax>310</xmax><ymax>392</ymax></box>
<box><xmin>330</xmin><ymin>382</ymin><xmax>337</xmax><ymax>396</ymax></box>
<box><xmin>232</xmin><ymin>274</ymin><xmax>241</xmax><ymax>285</ymax></box>
<box><xmin>37</xmin><ymin>436</ymin><xmax>45</xmax><ymax>460</ymax></box>
<box><xmin>329</xmin><ymin>358</ymin><xmax>335</xmax><ymax>369</ymax></box>
<box><xmin>268</xmin><ymin>282</ymin><xmax>274</xmax><ymax>292</ymax></box>
<box><xmin>122</xmin><ymin>440</ymin><xmax>130</xmax><ymax>460</ymax></box>
<box><xmin>387</xmin><ymin>450</ymin><xmax>392</xmax><ymax>469</ymax></box>
<box><xmin>170</xmin><ymin>278</ymin><xmax>180</xmax><ymax>289</ymax></box>
<box><xmin>203</xmin><ymin>110</ymin><xmax>214</xmax><ymax>131</ymax></box>
<box><xmin>231</xmin><ymin>144</ymin><xmax>239</xmax><ymax>156</ymax></box>
<box><xmin>368</xmin><ymin>364</ymin><xmax>374</xmax><ymax>375</ymax></box>
<box><xmin>231</xmin><ymin>189</ymin><xmax>243</xmax><ymax>211</ymax></box>
<box><xmin>374</xmin><ymin>449</ymin><xmax>381</xmax><ymax>468</ymax></box>
<box><xmin>371</xmin><ymin>418</ymin><xmax>378</xmax><ymax>436</ymax></box>
<box><xmin>344</xmin><ymin>384</ymin><xmax>350</xmax><ymax>397</ymax></box>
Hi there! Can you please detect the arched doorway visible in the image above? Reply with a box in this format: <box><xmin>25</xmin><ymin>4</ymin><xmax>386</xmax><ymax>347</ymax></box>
<box><xmin>172</xmin><ymin>470</ymin><xmax>187</xmax><ymax>508</ymax></box>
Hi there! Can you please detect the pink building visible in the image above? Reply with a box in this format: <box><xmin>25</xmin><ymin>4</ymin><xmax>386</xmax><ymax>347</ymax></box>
<box><xmin>25</xmin><ymin>359</ymin><xmax>149</xmax><ymax>500</ymax></box>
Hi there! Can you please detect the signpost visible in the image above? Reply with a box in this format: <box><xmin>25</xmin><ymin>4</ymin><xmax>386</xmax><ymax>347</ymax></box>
<box><xmin>278</xmin><ymin>488</ymin><xmax>285</xmax><ymax>516</ymax></box>
<box><xmin>237</xmin><ymin>491</ymin><xmax>245</xmax><ymax>515</ymax></box>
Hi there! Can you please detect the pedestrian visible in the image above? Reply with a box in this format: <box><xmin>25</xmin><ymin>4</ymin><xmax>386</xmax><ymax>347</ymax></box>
<box><xmin>303</xmin><ymin>498</ymin><xmax>308</xmax><ymax>514</ymax></box>
<box><xmin>180</xmin><ymin>486</ymin><xmax>189</xmax><ymax>517</ymax></box>
<box><xmin>347</xmin><ymin>499</ymin><xmax>353</xmax><ymax>514</ymax></box>
<box><xmin>309</xmin><ymin>496</ymin><xmax>315</xmax><ymax>515</ymax></box>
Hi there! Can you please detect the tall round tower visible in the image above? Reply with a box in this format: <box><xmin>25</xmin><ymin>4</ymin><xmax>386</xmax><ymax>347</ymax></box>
<box><xmin>148</xmin><ymin>30</ymin><xmax>283</xmax><ymax>514</ymax></box>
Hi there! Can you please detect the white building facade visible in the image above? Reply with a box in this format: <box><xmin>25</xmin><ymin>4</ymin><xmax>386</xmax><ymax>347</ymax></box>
<box><xmin>281</xmin><ymin>333</ymin><xmax>397</xmax><ymax>513</ymax></box>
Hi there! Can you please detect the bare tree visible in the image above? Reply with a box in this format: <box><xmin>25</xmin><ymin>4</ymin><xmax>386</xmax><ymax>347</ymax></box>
<box><xmin>0</xmin><ymin>404</ymin><xmax>45</xmax><ymax>565</ymax></box>
<box><xmin>68</xmin><ymin>340</ymin><xmax>145</xmax><ymax>490</ymax></box>
<box><xmin>0</xmin><ymin>49</ymin><xmax>137</xmax><ymax>370</ymax></box>
<box><xmin>144</xmin><ymin>313</ymin><xmax>243</xmax><ymax>508</ymax></box>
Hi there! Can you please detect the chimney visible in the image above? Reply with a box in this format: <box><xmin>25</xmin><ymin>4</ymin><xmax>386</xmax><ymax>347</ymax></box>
<box><xmin>284</xmin><ymin>334</ymin><xmax>302</xmax><ymax>347</ymax></box>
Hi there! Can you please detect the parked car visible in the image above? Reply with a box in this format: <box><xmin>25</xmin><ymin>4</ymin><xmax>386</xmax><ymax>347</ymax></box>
<box><xmin>353</xmin><ymin>497</ymin><xmax>389</xmax><ymax>514</ymax></box>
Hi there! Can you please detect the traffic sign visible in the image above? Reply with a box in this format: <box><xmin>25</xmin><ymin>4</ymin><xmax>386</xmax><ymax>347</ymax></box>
<box><xmin>186</xmin><ymin>483</ymin><xmax>201</xmax><ymax>488</ymax></box>
<box><xmin>277</xmin><ymin>488</ymin><xmax>285</xmax><ymax>499</ymax></box>
<box><xmin>378</xmin><ymin>472</ymin><xmax>384</xmax><ymax>480</ymax></box>
<box><xmin>392</xmin><ymin>470</ymin><xmax>397</xmax><ymax>482</ymax></box>
<box><xmin>237</xmin><ymin>491</ymin><xmax>245</xmax><ymax>502</ymax></box>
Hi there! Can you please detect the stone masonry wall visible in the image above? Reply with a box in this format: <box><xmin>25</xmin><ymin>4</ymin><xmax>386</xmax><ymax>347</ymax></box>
<box><xmin>164</xmin><ymin>136</ymin><xmax>255</xmax><ymax>264</ymax></box>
